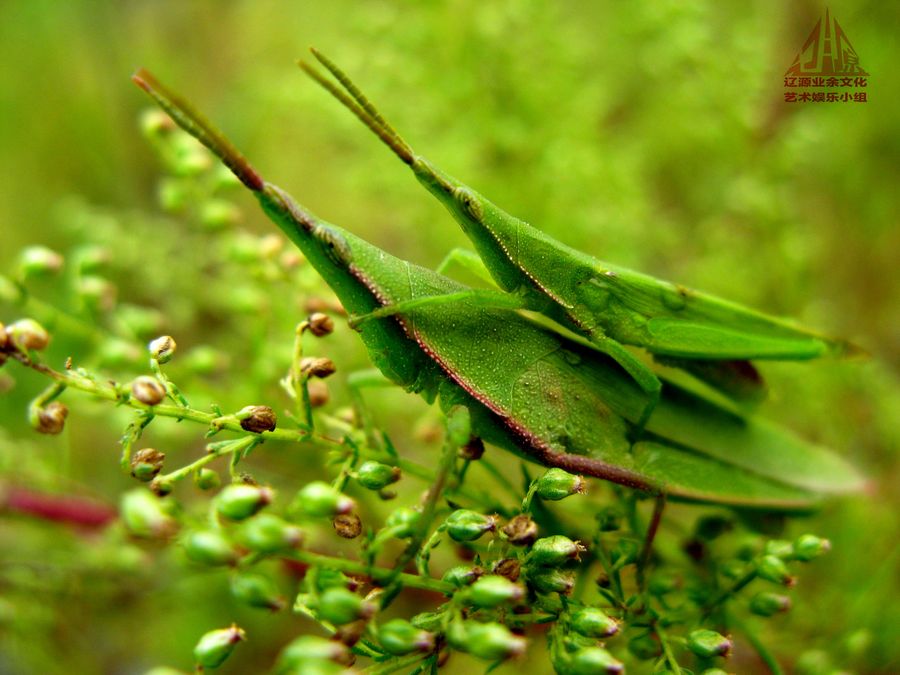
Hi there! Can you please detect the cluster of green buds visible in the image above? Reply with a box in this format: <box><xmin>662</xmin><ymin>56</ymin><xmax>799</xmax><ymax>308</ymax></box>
<box><xmin>524</xmin><ymin>535</ymin><xmax>585</xmax><ymax>596</ymax></box>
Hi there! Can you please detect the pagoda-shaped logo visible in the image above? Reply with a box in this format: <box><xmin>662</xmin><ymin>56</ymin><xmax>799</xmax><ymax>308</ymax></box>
<box><xmin>786</xmin><ymin>8</ymin><xmax>868</xmax><ymax>76</ymax></box>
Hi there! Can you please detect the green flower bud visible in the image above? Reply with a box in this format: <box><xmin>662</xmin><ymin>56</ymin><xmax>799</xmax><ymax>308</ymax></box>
<box><xmin>170</xmin><ymin>132</ymin><xmax>212</xmax><ymax>176</ymax></box>
<box><xmin>384</xmin><ymin>507</ymin><xmax>421</xmax><ymax>538</ymax></box>
<box><xmin>527</xmin><ymin>567</ymin><xmax>574</xmax><ymax>595</ymax></box>
<box><xmin>193</xmin><ymin>624</ymin><xmax>245</xmax><ymax>669</ymax></box>
<box><xmin>317</xmin><ymin>587</ymin><xmax>375</xmax><ymax>625</ymax></box>
<box><xmin>686</xmin><ymin>629</ymin><xmax>732</xmax><ymax>659</ymax></box>
<box><xmin>275</xmin><ymin>635</ymin><xmax>352</xmax><ymax>670</ymax></box>
<box><xmin>19</xmin><ymin>246</ymin><xmax>63</xmax><ymax>277</ymax></box>
<box><xmin>749</xmin><ymin>591</ymin><xmax>792</xmax><ymax>617</ymax></box>
<box><xmin>570</xmin><ymin>606</ymin><xmax>619</xmax><ymax>638</ymax></box>
<box><xmin>157</xmin><ymin>176</ymin><xmax>189</xmax><ymax>212</ymax></box>
<box><xmin>764</xmin><ymin>539</ymin><xmax>794</xmax><ymax>558</ymax></box>
<box><xmin>236</xmin><ymin>514</ymin><xmax>303</xmax><ymax>554</ymax></box>
<box><xmin>793</xmin><ymin>534</ymin><xmax>831</xmax><ymax>562</ymax></box>
<box><xmin>445</xmin><ymin>405</ymin><xmax>472</xmax><ymax>449</ymax></box>
<box><xmin>231</xmin><ymin>573</ymin><xmax>285</xmax><ymax>611</ymax></box>
<box><xmin>150</xmin><ymin>474</ymin><xmax>175</xmax><ymax>497</ymax></box>
<box><xmin>7</xmin><ymin>318</ymin><xmax>50</xmax><ymax>351</ymax></box>
<box><xmin>78</xmin><ymin>275</ymin><xmax>116</xmax><ymax>312</ymax></box>
<box><xmin>567</xmin><ymin>646</ymin><xmax>624</xmax><ymax>674</ymax></box>
<box><xmin>32</xmin><ymin>401</ymin><xmax>68</xmax><ymax>435</ymax></box>
<box><xmin>184</xmin><ymin>530</ymin><xmax>238</xmax><ymax>567</ymax></box>
<box><xmin>148</xmin><ymin>335</ymin><xmax>176</xmax><ymax>363</ymax></box>
<box><xmin>377</xmin><ymin>618</ymin><xmax>435</xmax><ymax>655</ymax></box>
<box><xmin>237</xmin><ymin>405</ymin><xmax>277</xmax><ymax>433</ymax></box>
<box><xmin>215</xmin><ymin>484</ymin><xmax>273</xmax><ymax>521</ymax></box>
<box><xmin>447</xmin><ymin>621</ymin><xmax>526</xmax><ymax>661</ymax></box>
<box><xmin>294</xmin><ymin>481</ymin><xmax>355</xmax><ymax>518</ymax></box>
<box><xmin>130</xmin><ymin>448</ymin><xmax>165</xmax><ymax>482</ymax></box>
<box><xmin>528</xmin><ymin>536</ymin><xmax>585</xmax><ymax>567</ymax></box>
<box><xmin>121</xmin><ymin>489</ymin><xmax>178</xmax><ymax>538</ymax></box>
<box><xmin>503</xmin><ymin>514</ymin><xmax>538</xmax><ymax>546</ymax></box>
<box><xmin>200</xmin><ymin>199</ymin><xmax>241</xmax><ymax>230</ymax></box>
<box><xmin>332</xmin><ymin>513</ymin><xmax>362</xmax><ymax>539</ymax></box>
<box><xmin>466</xmin><ymin>575</ymin><xmax>524</xmax><ymax>608</ymax></box>
<box><xmin>194</xmin><ymin>468</ymin><xmax>221</xmax><ymax>491</ymax></box>
<box><xmin>142</xmin><ymin>668</ymin><xmax>189</xmax><ymax>675</ymax></box>
<box><xmin>356</xmin><ymin>461</ymin><xmax>401</xmax><ymax>490</ymax></box>
<box><xmin>442</xmin><ymin>565</ymin><xmax>483</xmax><ymax>588</ymax></box>
<box><xmin>314</xmin><ymin>569</ymin><xmax>354</xmax><ymax>592</ymax></box>
<box><xmin>446</xmin><ymin>509</ymin><xmax>497</xmax><ymax>542</ymax></box>
<box><xmin>306</xmin><ymin>313</ymin><xmax>335</xmax><ymax>337</ymax></box>
<box><xmin>700</xmin><ymin>670</ymin><xmax>730</xmax><ymax>675</ymax></box>
<box><xmin>757</xmin><ymin>554</ymin><xmax>795</xmax><ymax>586</ymax></box>
<box><xmin>140</xmin><ymin>108</ymin><xmax>174</xmax><ymax>137</ymax></box>
<box><xmin>627</xmin><ymin>633</ymin><xmax>661</xmax><ymax>660</ymax></box>
<box><xmin>131</xmin><ymin>376</ymin><xmax>166</xmax><ymax>406</ymax></box>
<box><xmin>535</xmin><ymin>468</ymin><xmax>586</xmax><ymax>501</ymax></box>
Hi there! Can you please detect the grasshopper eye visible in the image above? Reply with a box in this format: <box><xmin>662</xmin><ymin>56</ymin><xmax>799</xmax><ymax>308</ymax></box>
<box><xmin>454</xmin><ymin>187</ymin><xmax>484</xmax><ymax>221</ymax></box>
<box><xmin>315</xmin><ymin>226</ymin><xmax>352</xmax><ymax>266</ymax></box>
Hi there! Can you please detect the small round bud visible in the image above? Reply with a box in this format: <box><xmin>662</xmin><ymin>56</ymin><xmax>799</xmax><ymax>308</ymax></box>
<box><xmin>237</xmin><ymin>405</ymin><xmax>277</xmax><ymax>433</ymax></box>
<box><xmin>459</xmin><ymin>436</ymin><xmax>485</xmax><ymax>460</ymax></box>
<box><xmin>78</xmin><ymin>275</ymin><xmax>116</xmax><ymax>312</ymax></box>
<box><xmin>131</xmin><ymin>376</ymin><xmax>166</xmax><ymax>406</ymax></box>
<box><xmin>276</xmin><ymin>636</ymin><xmax>352</xmax><ymax>670</ymax></box>
<box><xmin>34</xmin><ymin>401</ymin><xmax>68</xmax><ymax>435</ymax></box>
<box><xmin>384</xmin><ymin>508</ymin><xmax>421</xmax><ymax>538</ymax></box>
<box><xmin>526</xmin><ymin>567</ymin><xmax>574</xmax><ymax>595</ymax></box>
<box><xmin>7</xmin><ymin>318</ymin><xmax>50</xmax><ymax>351</ymax></box>
<box><xmin>121</xmin><ymin>489</ymin><xmax>178</xmax><ymax>538</ymax></box>
<box><xmin>378</xmin><ymin>618</ymin><xmax>435</xmax><ymax>655</ymax></box>
<box><xmin>150</xmin><ymin>475</ymin><xmax>174</xmax><ymax>496</ymax></box>
<box><xmin>503</xmin><ymin>514</ymin><xmax>538</xmax><ymax>546</ymax></box>
<box><xmin>307</xmin><ymin>379</ymin><xmax>330</xmax><ymax>407</ymax></box>
<box><xmin>140</xmin><ymin>108</ymin><xmax>175</xmax><ymax>137</ymax></box>
<box><xmin>446</xmin><ymin>509</ymin><xmax>497</xmax><ymax>542</ymax></box>
<box><xmin>19</xmin><ymin>246</ymin><xmax>64</xmax><ymax>277</ymax></box>
<box><xmin>448</xmin><ymin>621</ymin><xmax>526</xmax><ymax>661</ymax></box>
<box><xmin>300</xmin><ymin>357</ymin><xmax>337</xmax><ymax>379</ymax></box>
<box><xmin>130</xmin><ymin>448</ymin><xmax>165</xmax><ymax>482</ymax></box>
<box><xmin>307</xmin><ymin>313</ymin><xmax>335</xmax><ymax>337</ymax></box>
<box><xmin>170</xmin><ymin>133</ymin><xmax>212</xmax><ymax>176</ymax></box>
<box><xmin>466</xmin><ymin>575</ymin><xmax>524</xmax><ymax>608</ymax></box>
<box><xmin>570</xmin><ymin>607</ymin><xmax>619</xmax><ymax>638</ymax></box>
<box><xmin>215</xmin><ymin>484</ymin><xmax>273</xmax><ymax>521</ymax></box>
<box><xmin>231</xmin><ymin>573</ymin><xmax>286</xmax><ymax>611</ymax></box>
<box><xmin>793</xmin><ymin>534</ymin><xmax>831</xmax><ymax>562</ymax></box>
<box><xmin>749</xmin><ymin>591</ymin><xmax>792</xmax><ymax>617</ymax></box>
<box><xmin>686</xmin><ymin>629</ymin><xmax>732</xmax><ymax>659</ymax></box>
<box><xmin>535</xmin><ymin>468</ymin><xmax>586</xmax><ymax>501</ymax></box>
<box><xmin>442</xmin><ymin>565</ymin><xmax>483</xmax><ymax>588</ymax></box>
<box><xmin>333</xmin><ymin>513</ymin><xmax>362</xmax><ymax>539</ymax></box>
<box><xmin>700</xmin><ymin>670</ymin><xmax>730</xmax><ymax>675</ymax></box>
<box><xmin>528</xmin><ymin>536</ymin><xmax>585</xmax><ymax>567</ymax></box>
<box><xmin>567</xmin><ymin>647</ymin><xmax>624</xmax><ymax>675</ymax></box>
<box><xmin>193</xmin><ymin>624</ymin><xmax>245</xmax><ymax>669</ymax></box>
<box><xmin>492</xmin><ymin>557</ymin><xmax>521</xmax><ymax>582</ymax></box>
<box><xmin>317</xmin><ymin>587</ymin><xmax>375</xmax><ymax>625</ymax></box>
<box><xmin>194</xmin><ymin>468</ymin><xmax>221</xmax><ymax>491</ymax></box>
<box><xmin>445</xmin><ymin>405</ymin><xmax>472</xmax><ymax>448</ymax></box>
<box><xmin>200</xmin><ymin>199</ymin><xmax>240</xmax><ymax>230</ymax></box>
<box><xmin>157</xmin><ymin>177</ymin><xmax>189</xmax><ymax>212</ymax></box>
<box><xmin>148</xmin><ymin>335</ymin><xmax>176</xmax><ymax>363</ymax></box>
<box><xmin>764</xmin><ymin>539</ymin><xmax>795</xmax><ymax>558</ymax></box>
<box><xmin>236</xmin><ymin>514</ymin><xmax>303</xmax><ymax>554</ymax></box>
<box><xmin>356</xmin><ymin>461</ymin><xmax>401</xmax><ymax>490</ymax></box>
<box><xmin>757</xmin><ymin>554</ymin><xmax>795</xmax><ymax>586</ymax></box>
<box><xmin>294</xmin><ymin>481</ymin><xmax>355</xmax><ymax>518</ymax></box>
<box><xmin>184</xmin><ymin>530</ymin><xmax>239</xmax><ymax>567</ymax></box>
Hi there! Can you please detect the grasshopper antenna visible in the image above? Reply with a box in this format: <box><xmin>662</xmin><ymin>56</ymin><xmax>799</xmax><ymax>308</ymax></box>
<box><xmin>299</xmin><ymin>49</ymin><xmax>415</xmax><ymax>166</ymax></box>
<box><xmin>131</xmin><ymin>68</ymin><xmax>265</xmax><ymax>191</ymax></box>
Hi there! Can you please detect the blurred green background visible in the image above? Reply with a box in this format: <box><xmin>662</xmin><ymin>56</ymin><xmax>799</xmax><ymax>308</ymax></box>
<box><xmin>1</xmin><ymin>1</ymin><xmax>898</xmax><ymax>673</ymax></box>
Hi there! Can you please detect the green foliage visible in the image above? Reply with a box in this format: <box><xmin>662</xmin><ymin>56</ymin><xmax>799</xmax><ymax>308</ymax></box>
<box><xmin>1</xmin><ymin>3</ymin><xmax>898</xmax><ymax>675</ymax></box>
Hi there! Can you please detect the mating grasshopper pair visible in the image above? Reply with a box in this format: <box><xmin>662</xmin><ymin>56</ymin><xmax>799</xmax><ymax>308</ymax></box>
<box><xmin>133</xmin><ymin>52</ymin><xmax>863</xmax><ymax>510</ymax></box>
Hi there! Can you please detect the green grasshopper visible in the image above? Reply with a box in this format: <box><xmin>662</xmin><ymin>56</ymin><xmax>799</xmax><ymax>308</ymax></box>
<box><xmin>132</xmin><ymin>68</ymin><xmax>863</xmax><ymax>510</ymax></box>
<box><xmin>299</xmin><ymin>50</ymin><xmax>862</xmax><ymax>428</ymax></box>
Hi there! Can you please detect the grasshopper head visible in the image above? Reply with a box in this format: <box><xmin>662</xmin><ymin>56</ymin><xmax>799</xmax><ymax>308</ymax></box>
<box><xmin>411</xmin><ymin>158</ymin><xmax>491</xmax><ymax>233</ymax></box>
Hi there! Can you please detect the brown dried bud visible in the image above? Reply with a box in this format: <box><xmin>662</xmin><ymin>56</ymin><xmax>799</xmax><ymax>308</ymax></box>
<box><xmin>7</xmin><ymin>319</ymin><xmax>50</xmax><ymax>351</ymax></box>
<box><xmin>131</xmin><ymin>376</ymin><xmax>166</xmax><ymax>406</ymax></box>
<box><xmin>131</xmin><ymin>448</ymin><xmax>166</xmax><ymax>482</ymax></box>
<box><xmin>35</xmin><ymin>401</ymin><xmax>68</xmax><ymax>434</ymax></box>
<box><xmin>238</xmin><ymin>405</ymin><xmax>277</xmax><ymax>433</ymax></box>
<box><xmin>334</xmin><ymin>620</ymin><xmax>366</xmax><ymax>648</ymax></box>
<box><xmin>0</xmin><ymin>322</ymin><xmax>8</xmax><ymax>350</ymax></box>
<box><xmin>307</xmin><ymin>313</ymin><xmax>335</xmax><ymax>337</ymax></box>
<box><xmin>307</xmin><ymin>379</ymin><xmax>330</xmax><ymax>407</ymax></box>
<box><xmin>150</xmin><ymin>475</ymin><xmax>174</xmax><ymax>496</ymax></box>
<box><xmin>459</xmin><ymin>436</ymin><xmax>485</xmax><ymax>461</ymax></box>
<box><xmin>148</xmin><ymin>335</ymin><xmax>176</xmax><ymax>363</ymax></box>
<box><xmin>503</xmin><ymin>514</ymin><xmax>539</xmax><ymax>546</ymax></box>
<box><xmin>492</xmin><ymin>557</ymin><xmax>521</xmax><ymax>582</ymax></box>
<box><xmin>333</xmin><ymin>513</ymin><xmax>363</xmax><ymax>539</ymax></box>
<box><xmin>300</xmin><ymin>357</ymin><xmax>336</xmax><ymax>379</ymax></box>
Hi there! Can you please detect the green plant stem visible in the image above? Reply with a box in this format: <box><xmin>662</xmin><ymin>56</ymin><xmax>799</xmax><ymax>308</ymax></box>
<box><xmin>655</xmin><ymin>623</ymin><xmax>683</xmax><ymax>675</ymax></box>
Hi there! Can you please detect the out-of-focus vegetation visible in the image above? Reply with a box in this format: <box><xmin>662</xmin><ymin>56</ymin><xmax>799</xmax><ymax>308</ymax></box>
<box><xmin>0</xmin><ymin>2</ymin><xmax>898</xmax><ymax>674</ymax></box>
